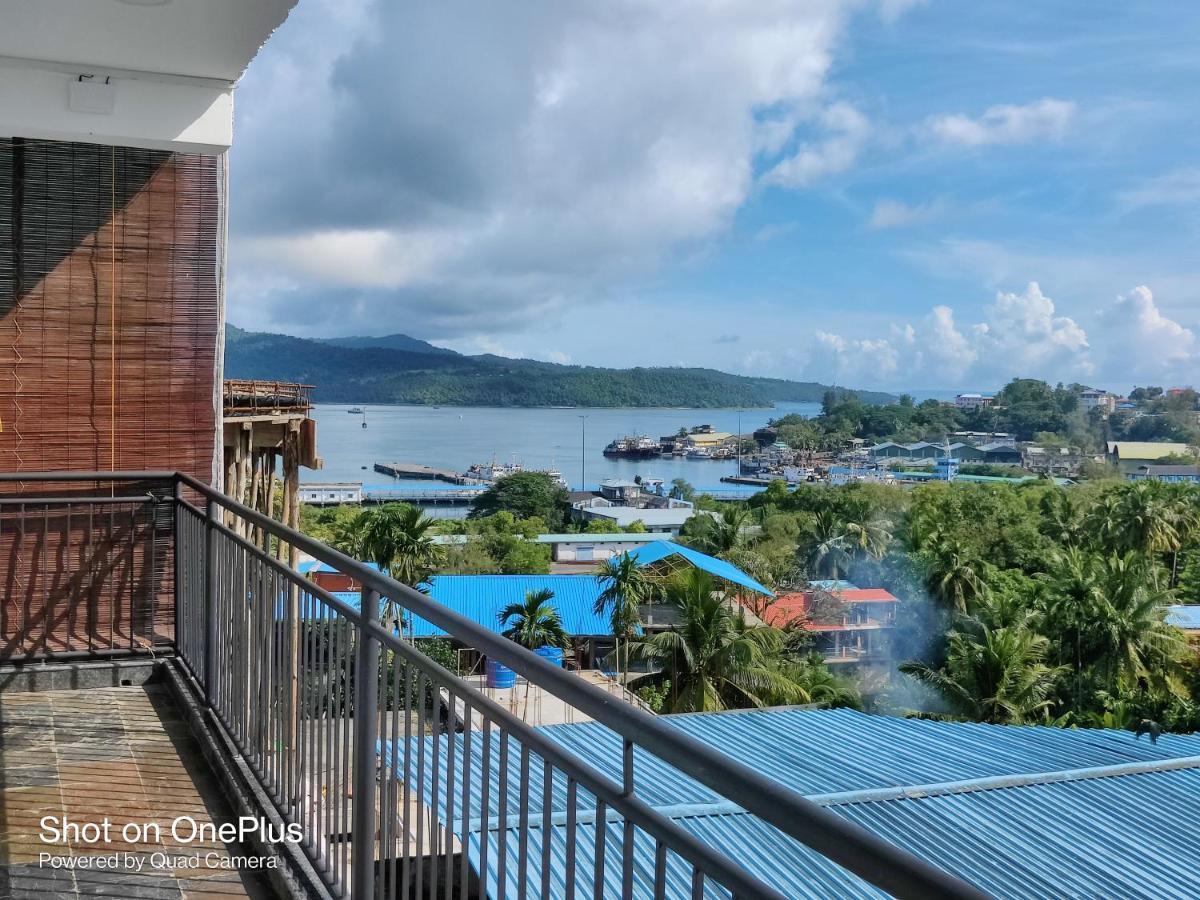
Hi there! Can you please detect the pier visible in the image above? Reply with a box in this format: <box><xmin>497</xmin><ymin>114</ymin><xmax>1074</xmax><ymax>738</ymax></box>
<box><xmin>373</xmin><ymin>461</ymin><xmax>479</xmax><ymax>484</ymax></box>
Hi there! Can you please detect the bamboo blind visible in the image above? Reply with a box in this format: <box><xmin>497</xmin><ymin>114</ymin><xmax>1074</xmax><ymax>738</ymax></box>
<box><xmin>0</xmin><ymin>137</ymin><xmax>221</xmax><ymax>480</ymax></box>
<box><xmin>0</xmin><ymin>138</ymin><xmax>223</xmax><ymax>655</ymax></box>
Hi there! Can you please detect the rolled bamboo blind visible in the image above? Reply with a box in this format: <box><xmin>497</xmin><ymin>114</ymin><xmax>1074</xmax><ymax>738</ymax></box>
<box><xmin>0</xmin><ymin>137</ymin><xmax>221</xmax><ymax>481</ymax></box>
<box><xmin>0</xmin><ymin>138</ymin><xmax>223</xmax><ymax>655</ymax></box>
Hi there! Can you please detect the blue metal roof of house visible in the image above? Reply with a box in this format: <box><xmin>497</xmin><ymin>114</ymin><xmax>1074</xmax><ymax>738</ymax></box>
<box><xmin>1167</xmin><ymin>604</ymin><xmax>1200</xmax><ymax>630</ymax></box>
<box><xmin>625</xmin><ymin>541</ymin><xmax>772</xmax><ymax>597</ymax></box>
<box><xmin>388</xmin><ymin>707</ymin><xmax>1200</xmax><ymax>899</ymax></box>
<box><xmin>410</xmin><ymin>575</ymin><xmax>612</xmax><ymax>638</ymax></box>
<box><xmin>297</xmin><ymin>559</ymin><xmax>383</xmax><ymax>575</ymax></box>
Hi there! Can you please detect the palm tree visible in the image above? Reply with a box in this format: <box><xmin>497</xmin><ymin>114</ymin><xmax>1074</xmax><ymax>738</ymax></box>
<box><xmin>594</xmin><ymin>555</ymin><xmax>649</xmax><ymax>681</ymax></box>
<box><xmin>1041</xmin><ymin>550</ymin><xmax>1185</xmax><ymax>698</ymax></box>
<box><xmin>628</xmin><ymin>570</ymin><xmax>804</xmax><ymax>713</ymax></box>
<box><xmin>922</xmin><ymin>536</ymin><xmax>987</xmax><ymax>613</ymax></box>
<box><xmin>498</xmin><ymin>588</ymin><xmax>570</xmax><ymax>649</ymax></box>
<box><xmin>498</xmin><ymin>589</ymin><xmax>570</xmax><ymax>719</ymax></box>
<box><xmin>900</xmin><ymin>621</ymin><xmax>1064</xmax><ymax>724</ymax></box>
<box><xmin>684</xmin><ymin>506</ymin><xmax>749</xmax><ymax>556</ymax></box>
<box><xmin>806</xmin><ymin>509</ymin><xmax>854</xmax><ymax>579</ymax></box>
<box><xmin>359</xmin><ymin>504</ymin><xmax>442</xmax><ymax>585</ymax></box>
<box><xmin>805</xmin><ymin>507</ymin><xmax>892</xmax><ymax>580</ymax></box>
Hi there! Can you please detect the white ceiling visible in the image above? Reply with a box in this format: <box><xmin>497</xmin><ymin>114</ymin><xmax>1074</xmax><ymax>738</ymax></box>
<box><xmin>0</xmin><ymin>0</ymin><xmax>298</xmax><ymax>83</ymax></box>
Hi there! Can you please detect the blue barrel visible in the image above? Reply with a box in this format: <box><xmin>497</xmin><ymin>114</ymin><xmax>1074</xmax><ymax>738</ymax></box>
<box><xmin>534</xmin><ymin>645</ymin><xmax>564</xmax><ymax>667</ymax></box>
<box><xmin>486</xmin><ymin>658</ymin><xmax>516</xmax><ymax>688</ymax></box>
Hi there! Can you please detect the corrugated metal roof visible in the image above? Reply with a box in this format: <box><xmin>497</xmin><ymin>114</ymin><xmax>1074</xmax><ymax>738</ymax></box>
<box><xmin>626</xmin><ymin>542</ymin><xmax>772</xmax><ymax>597</ymax></box>
<box><xmin>534</xmin><ymin>533</ymin><xmax>672</xmax><ymax>544</ymax></box>
<box><xmin>411</xmin><ymin>574</ymin><xmax>613</xmax><ymax>638</ymax></box>
<box><xmin>1166</xmin><ymin>605</ymin><xmax>1200</xmax><ymax>630</ymax></box>
<box><xmin>389</xmin><ymin>708</ymin><xmax>1200</xmax><ymax>899</ymax></box>
<box><xmin>1107</xmin><ymin>441</ymin><xmax>1190</xmax><ymax>459</ymax></box>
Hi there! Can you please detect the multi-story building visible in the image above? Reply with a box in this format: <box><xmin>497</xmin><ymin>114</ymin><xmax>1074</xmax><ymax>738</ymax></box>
<box><xmin>954</xmin><ymin>393</ymin><xmax>995</xmax><ymax>409</ymax></box>
<box><xmin>764</xmin><ymin>580</ymin><xmax>900</xmax><ymax>665</ymax></box>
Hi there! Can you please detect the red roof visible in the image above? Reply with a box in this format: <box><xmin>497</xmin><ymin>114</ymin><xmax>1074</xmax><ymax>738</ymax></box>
<box><xmin>762</xmin><ymin>588</ymin><xmax>899</xmax><ymax>629</ymax></box>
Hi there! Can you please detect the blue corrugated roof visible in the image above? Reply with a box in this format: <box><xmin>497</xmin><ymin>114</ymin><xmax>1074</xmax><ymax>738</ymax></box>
<box><xmin>388</xmin><ymin>707</ymin><xmax>1200</xmax><ymax>899</ymax></box>
<box><xmin>1166</xmin><ymin>604</ymin><xmax>1200</xmax><ymax>630</ymax></box>
<box><xmin>297</xmin><ymin>559</ymin><xmax>383</xmax><ymax>575</ymax></box>
<box><xmin>625</xmin><ymin>541</ymin><xmax>772</xmax><ymax>597</ymax></box>
<box><xmin>411</xmin><ymin>574</ymin><xmax>613</xmax><ymax>638</ymax></box>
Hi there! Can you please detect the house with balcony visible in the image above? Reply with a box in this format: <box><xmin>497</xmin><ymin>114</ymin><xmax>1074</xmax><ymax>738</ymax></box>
<box><xmin>763</xmin><ymin>580</ymin><xmax>900</xmax><ymax>665</ymax></box>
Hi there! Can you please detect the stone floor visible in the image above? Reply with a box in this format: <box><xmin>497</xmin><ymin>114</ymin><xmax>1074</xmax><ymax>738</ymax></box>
<box><xmin>0</xmin><ymin>685</ymin><xmax>272</xmax><ymax>899</ymax></box>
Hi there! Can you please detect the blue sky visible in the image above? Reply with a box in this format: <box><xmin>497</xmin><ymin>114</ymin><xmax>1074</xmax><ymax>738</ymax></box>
<box><xmin>228</xmin><ymin>1</ymin><xmax>1200</xmax><ymax>392</ymax></box>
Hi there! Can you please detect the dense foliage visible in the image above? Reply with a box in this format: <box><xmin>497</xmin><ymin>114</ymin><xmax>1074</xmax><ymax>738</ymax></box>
<box><xmin>767</xmin><ymin>379</ymin><xmax>1200</xmax><ymax>452</ymax></box>
<box><xmin>226</xmin><ymin>324</ymin><xmax>894</xmax><ymax>408</ymax></box>
<box><xmin>717</xmin><ymin>477</ymin><xmax>1200</xmax><ymax>731</ymax></box>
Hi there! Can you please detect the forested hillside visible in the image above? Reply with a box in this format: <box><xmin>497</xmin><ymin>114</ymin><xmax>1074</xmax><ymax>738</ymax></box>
<box><xmin>225</xmin><ymin>326</ymin><xmax>895</xmax><ymax>408</ymax></box>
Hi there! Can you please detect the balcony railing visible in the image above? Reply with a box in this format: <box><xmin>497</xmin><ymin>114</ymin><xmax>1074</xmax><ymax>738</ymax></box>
<box><xmin>0</xmin><ymin>471</ymin><xmax>985</xmax><ymax>900</ymax></box>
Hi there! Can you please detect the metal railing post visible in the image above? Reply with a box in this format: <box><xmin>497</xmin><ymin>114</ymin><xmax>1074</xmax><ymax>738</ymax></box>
<box><xmin>172</xmin><ymin>477</ymin><xmax>183</xmax><ymax>655</ymax></box>
<box><xmin>204</xmin><ymin>498</ymin><xmax>219</xmax><ymax>704</ymax></box>
<box><xmin>352</xmin><ymin>587</ymin><xmax>380</xmax><ymax>898</ymax></box>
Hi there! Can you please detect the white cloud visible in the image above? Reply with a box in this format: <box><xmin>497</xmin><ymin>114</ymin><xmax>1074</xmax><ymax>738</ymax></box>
<box><xmin>803</xmin><ymin>282</ymin><xmax>1096</xmax><ymax>387</ymax></box>
<box><xmin>231</xmin><ymin>0</ymin><xmax>861</xmax><ymax>339</ymax></box>
<box><xmin>878</xmin><ymin>0</ymin><xmax>929</xmax><ymax>23</ymax></box>
<box><xmin>868</xmin><ymin>198</ymin><xmax>940</xmax><ymax>229</ymax></box>
<box><xmin>1117</xmin><ymin>168</ymin><xmax>1200</xmax><ymax>211</ymax></box>
<box><xmin>762</xmin><ymin>102</ymin><xmax>870</xmax><ymax>188</ymax></box>
<box><xmin>1096</xmin><ymin>286</ymin><xmax>1196</xmax><ymax>379</ymax></box>
<box><xmin>927</xmin><ymin>98</ymin><xmax>1075</xmax><ymax>147</ymax></box>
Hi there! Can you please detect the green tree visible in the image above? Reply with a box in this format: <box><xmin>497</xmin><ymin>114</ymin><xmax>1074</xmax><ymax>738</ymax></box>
<box><xmin>900</xmin><ymin>620</ymin><xmax>1065</xmax><ymax>724</ymax></box>
<box><xmin>498</xmin><ymin>588</ymin><xmax>570</xmax><ymax>650</ymax></box>
<box><xmin>497</xmin><ymin>588</ymin><xmax>570</xmax><ymax>718</ymax></box>
<box><xmin>471</xmin><ymin>472</ymin><xmax>569</xmax><ymax>528</ymax></box>
<box><xmin>628</xmin><ymin>570</ymin><xmax>805</xmax><ymax>712</ymax></box>
<box><xmin>594</xmin><ymin>554</ymin><xmax>650</xmax><ymax>679</ymax></box>
<box><xmin>358</xmin><ymin>504</ymin><xmax>442</xmax><ymax>586</ymax></box>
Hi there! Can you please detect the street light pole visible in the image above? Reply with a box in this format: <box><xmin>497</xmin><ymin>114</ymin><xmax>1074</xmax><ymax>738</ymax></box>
<box><xmin>578</xmin><ymin>414</ymin><xmax>588</xmax><ymax>491</ymax></box>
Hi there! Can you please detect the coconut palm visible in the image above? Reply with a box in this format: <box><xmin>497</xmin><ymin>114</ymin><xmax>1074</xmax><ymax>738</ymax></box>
<box><xmin>628</xmin><ymin>570</ymin><xmax>805</xmax><ymax>713</ymax></box>
<box><xmin>684</xmin><ymin>506</ymin><xmax>749</xmax><ymax>556</ymax></box>
<box><xmin>900</xmin><ymin>622</ymin><xmax>1065</xmax><ymax>725</ymax></box>
<box><xmin>594</xmin><ymin>554</ymin><xmax>649</xmax><ymax>680</ymax></box>
<box><xmin>922</xmin><ymin>536</ymin><xmax>987</xmax><ymax>613</ymax></box>
<box><xmin>498</xmin><ymin>588</ymin><xmax>570</xmax><ymax>719</ymax></box>
<box><xmin>1041</xmin><ymin>549</ymin><xmax>1185</xmax><ymax>696</ymax></box>
<box><xmin>806</xmin><ymin>509</ymin><xmax>854</xmax><ymax>579</ymax></box>
<box><xmin>805</xmin><ymin>507</ymin><xmax>892</xmax><ymax>580</ymax></box>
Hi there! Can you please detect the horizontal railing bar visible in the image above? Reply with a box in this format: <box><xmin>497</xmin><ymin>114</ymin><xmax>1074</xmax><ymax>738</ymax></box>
<box><xmin>11</xmin><ymin>471</ymin><xmax>988</xmax><ymax>900</ymax></box>
<box><xmin>0</xmin><ymin>471</ymin><xmax>177</xmax><ymax>482</ymax></box>
<box><xmin>367</xmin><ymin>620</ymin><xmax>789</xmax><ymax>900</ymax></box>
<box><xmin>0</xmin><ymin>494</ymin><xmax>155</xmax><ymax>505</ymax></box>
<box><xmin>172</xmin><ymin>471</ymin><xmax>985</xmax><ymax>900</ymax></box>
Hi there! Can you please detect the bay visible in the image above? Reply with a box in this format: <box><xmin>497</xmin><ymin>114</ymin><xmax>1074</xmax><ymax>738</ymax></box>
<box><xmin>308</xmin><ymin>402</ymin><xmax>820</xmax><ymax>490</ymax></box>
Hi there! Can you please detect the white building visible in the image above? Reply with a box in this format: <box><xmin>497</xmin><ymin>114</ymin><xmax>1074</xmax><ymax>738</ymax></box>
<box><xmin>954</xmin><ymin>393</ymin><xmax>995</xmax><ymax>410</ymax></box>
<box><xmin>535</xmin><ymin>533</ymin><xmax>672</xmax><ymax>563</ymax></box>
<box><xmin>300</xmin><ymin>483</ymin><xmax>363</xmax><ymax>505</ymax></box>
<box><xmin>1080</xmin><ymin>389</ymin><xmax>1118</xmax><ymax>414</ymax></box>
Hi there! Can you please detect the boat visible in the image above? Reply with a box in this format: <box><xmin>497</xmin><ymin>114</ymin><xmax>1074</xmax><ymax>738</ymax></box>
<box><xmin>347</xmin><ymin>407</ymin><xmax>364</xmax><ymax>414</ymax></box>
<box><xmin>603</xmin><ymin>435</ymin><xmax>661</xmax><ymax>458</ymax></box>
<box><xmin>465</xmin><ymin>459</ymin><xmax>525</xmax><ymax>482</ymax></box>
<box><xmin>686</xmin><ymin>446</ymin><xmax>714</xmax><ymax>460</ymax></box>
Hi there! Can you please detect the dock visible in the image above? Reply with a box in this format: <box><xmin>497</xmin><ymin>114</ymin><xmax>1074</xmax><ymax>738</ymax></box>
<box><xmin>374</xmin><ymin>461</ymin><xmax>478</xmax><ymax>484</ymax></box>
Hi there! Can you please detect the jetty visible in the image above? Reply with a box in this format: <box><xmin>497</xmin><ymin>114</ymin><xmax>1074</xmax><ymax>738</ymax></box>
<box><xmin>373</xmin><ymin>461</ymin><xmax>478</xmax><ymax>484</ymax></box>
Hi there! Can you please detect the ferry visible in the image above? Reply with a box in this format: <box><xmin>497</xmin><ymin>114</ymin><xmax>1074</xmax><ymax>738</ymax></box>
<box><xmin>603</xmin><ymin>435</ymin><xmax>661</xmax><ymax>458</ymax></box>
<box><xmin>465</xmin><ymin>459</ymin><xmax>524</xmax><ymax>482</ymax></box>
<box><xmin>347</xmin><ymin>406</ymin><xmax>364</xmax><ymax>414</ymax></box>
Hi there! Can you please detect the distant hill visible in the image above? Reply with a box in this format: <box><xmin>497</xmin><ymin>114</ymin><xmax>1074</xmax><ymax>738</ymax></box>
<box><xmin>224</xmin><ymin>325</ymin><xmax>895</xmax><ymax>408</ymax></box>
<box><xmin>319</xmin><ymin>333</ymin><xmax>458</xmax><ymax>355</ymax></box>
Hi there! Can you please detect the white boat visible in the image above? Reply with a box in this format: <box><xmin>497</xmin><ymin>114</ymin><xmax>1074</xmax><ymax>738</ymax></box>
<box><xmin>686</xmin><ymin>447</ymin><xmax>713</xmax><ymax>460</ymax></box>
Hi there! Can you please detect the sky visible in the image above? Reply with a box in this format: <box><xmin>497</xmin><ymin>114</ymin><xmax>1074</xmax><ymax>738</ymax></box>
<box><xmin>227</xmin><ymin>1</ymin><xmax>1200</xmax><ymax>393</ymax></box>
